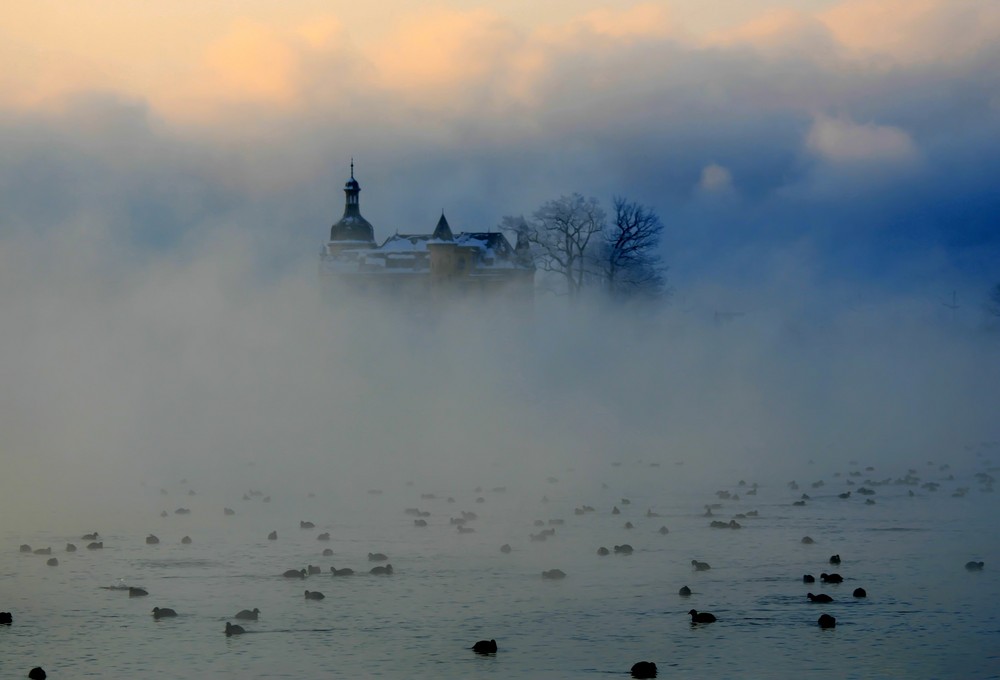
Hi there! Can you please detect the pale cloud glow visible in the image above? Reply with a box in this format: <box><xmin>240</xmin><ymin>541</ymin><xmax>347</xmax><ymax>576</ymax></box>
<box><xmin>806</xmin><ymin>114</ymin><xmax>920</xmax><ymax>164</ymax></box>
<box><xmin>698</xmin><ymin>163</ymin><xmax>734</xmax><ymax>192</ymax></box>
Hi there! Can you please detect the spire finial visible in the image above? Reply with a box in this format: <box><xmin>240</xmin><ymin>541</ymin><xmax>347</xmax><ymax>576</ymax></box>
<box><xmin>350</xmin><ymin>157</ymin><xmax>354</xmax><ymax>179</ymax></box>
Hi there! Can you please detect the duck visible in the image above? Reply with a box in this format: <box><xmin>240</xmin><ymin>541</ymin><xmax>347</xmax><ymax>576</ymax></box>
<box><xmin>225</xmin><ymin>622</ymin><xmax>246</xmax><ymax>636</ymax></box>
<box><xmin>472</xmin><ymin>639</ymin><xmax>498</xmax><ymax>654</ymax></box>
<box><xmin>87</xmin><ymin>542</ymin><xmax>104</xmax><ymax>550</ymax></box>
<box><xmin>691</xmin><ymin>560</ymin><xmax>711</xmax><ymax>571</ymax></box>
<box><xmin>235</xmin><ymin>608</ymin><xmax>260</xmax><ymax>620</ymax></box>
<box><xmin>33</xmin><ymin>547</ymin><xmax>52</xmax><ymax>555</ymax></box>
<box><xmin>146</xmin><ymin>535</ymin><xmax>160</xmax><ymax>545</ymax></box>
<box><xmin>818</xmin><ymin>613</ymin><xmax>836</xmax><ymax>629</ymax></box>
<box><xmin>46</xmin><ymin>558</ymin><xmax>59</xmax><ymax>567</ymax></box>
<box><xmin>820</xmin><ymin>573</ymin><xmax>843</xmax><ymax>584</ymax></box>
<box><xmin>317</xmin><ymin>532</ymin><xmax>330</xmax><ymax>541</ymax></box>
<box><xmin>322</xmin><ymin>548</ymin><xmax>334</xmax><ymax>556</ymax></box>
<box><xmin>28</xmin><ymin>668</ymin><xmax>47</xmax><ymax>680</ymax></box>
<box><xmin>19</xmin><ymin>544</ymin><xmax>32</xmax><ymax>553</ymax></box>
<box><xmin>853</xmin><ymin>588</ymin><xmax>867</xmax><ymax>598</ymax></box>
<box><xmin>65</xmin><ymin>543</ymin><xmax>77</xmax><ymax>552</ymax></box>
<box><xmin>631</xmin><ymin>661</ymin><xmax>657</xmax><ymax>679</ymax></box>
<box><xmin>803</xmin><ymin>574</ymin><xmax>816</xmax><ymax>583</ymax></box>
<box><xmin>500</xmin><ymin>544</ymin><xmax>512</xmax><ymax>554</ymax></box>
<box><xmin>807</xmin><ymin>593</ymin><xmax>833</xmax><ymax>603</ymax></box>
<box><xmin>304</xmin><ymin>590</ymin><xmax>325</xmax><ymax>600</ymax></box>
<box><xmin>307</xmin><ymin>565</ymin><xmax>321</xmax><ymax>575</ymax></box>
<box><xmin>801</xmin><ymin>536</ymin><xmax>815</xmax><ymax>544</ymax></box>
<box><xmin>0</xmin><ymin>612</ymin><xmax>11</xmax><ymax>624</ymax></box>
<box><xmin>370</xmin><ymin>564</ymin><xmax>393</xmax><ymax>575</ymax></box>
<box><xmin>597</xmin><ymin>547</ymin><xmax>610</xmax><ymax>556</ymax></box>
<box><xmin>300</xmin><ymin>521</ymin><xmax>315</xmax><ymax>529</ymax></box>
<box><xmin>688</xmin><ymin>609</ymin><xmax>716</xmax><ymax>623</ymax></box>
<box><xmin>368</xmin><ymin>552</ymin><xmax>388</xmax><ymax>562</ymax></box>
<box><xmin>658</xmin><ymin>526</ymin><xmax>670</xmax><ymax>535</ymax></box>
<box><xmin>614</xmin><ymin>544</ymin><xmax>634</xmax><ymax>555</ymax></box>
<box><xmin>81</xmin><ymin>533</ymin><xmax>99</xmax><ymax>541</ymax></box>
<box><xmin>128</xmin><ymin>587</ymin><xmax>148</xmax><ymax>597</ymax></box>
<box><xmin>152</xmin><ymin>607</ymin><xmax>177</xmax><ymax>619</ymax></box>
<box><xmin>678</xmin><ymin>586</ymin><xmax>692</xmax><ymax>596</ymax></box>
<box><xmin>181</xmin><ymin>536</ymin><xmax>192</xmax><ymax>545</ymax></box>
<box><xmin>267</xmin><ymin>531</ymin><xmax>277</xmax><ymax>540</ymax></box>
<box><xmin>541</xmin><ymin>569</ymin><xmax>566</xmax><ymax>579</ymax></box>
<box><xmin>829</xmin><ymin>554</ymin><xmax>841</xmax><ymax>565</ymax></box>
<box><xmin>331</xmin><ymin>567</ymin><xmax>355</xmax><ymax>576</ymax></box>
<box><xmin>965</xmin><ymin>561</ymin><xmax>985</xmax><ymax>571</ymax></box>
<box><xmin>283</xmin><ymin>569</ymin><xmax>307</xmax><ymax>579</ymax></box>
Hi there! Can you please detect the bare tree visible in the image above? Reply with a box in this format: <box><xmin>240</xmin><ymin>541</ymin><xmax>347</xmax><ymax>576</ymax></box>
<box><xmin>522</xmin><ymin>194</ymin><xmax>606</xmax><ymax>299</ymax></box>
<box><xmin>599</xmin><ymin>196</ymin><xmax>666</xmax><ymax>299</ymax></box>
<box><xmin>988</xmin><ymin>283</ymin><xmax>1000</xmax><ymax>317</ymax></box>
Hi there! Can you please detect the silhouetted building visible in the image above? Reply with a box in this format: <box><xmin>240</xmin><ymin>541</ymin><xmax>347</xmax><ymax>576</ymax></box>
<box><xmin>320</xmin><ymin>165</ymin><xmax>534</xmax><ymax>303</ymax></box>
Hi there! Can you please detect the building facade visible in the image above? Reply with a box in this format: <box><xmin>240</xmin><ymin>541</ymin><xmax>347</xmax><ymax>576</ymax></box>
<box><xmin>320</xmin><ymin>166</ymin><xmax>535</xmax><ymax>303</ymax></box>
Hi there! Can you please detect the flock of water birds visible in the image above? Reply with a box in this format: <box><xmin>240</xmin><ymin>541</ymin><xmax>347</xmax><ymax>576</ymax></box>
<box><xmin>3</xmin><ymin>449</ymin><xmax>996</xmax><ymax>679</ymax></box>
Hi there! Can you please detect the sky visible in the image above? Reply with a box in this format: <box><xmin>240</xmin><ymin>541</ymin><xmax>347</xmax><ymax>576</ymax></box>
<box><xmin>1</xmin><ymin>1</ymin><xmax>999</xmax><ymax>524</ymax></box>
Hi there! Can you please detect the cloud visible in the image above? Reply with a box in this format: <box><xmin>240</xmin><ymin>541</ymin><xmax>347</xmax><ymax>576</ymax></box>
<box><xmin>698</xmin><ymin>163</ymin><xmax>734</xmax><ymax>193</ymax></box>
<box><xmin>806</xmin><ymin>114</ymin><xmax>919</xmax><ymax>164</ymax></box>
<box><xmin>821</xmin><ymin>0</ymin><xmax>1000</xmax><ymax>64</ymax></box>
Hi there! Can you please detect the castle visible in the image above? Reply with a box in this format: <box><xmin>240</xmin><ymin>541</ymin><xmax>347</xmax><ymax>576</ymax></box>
<box><xmin>319</xmin><ymin>165</ymin><xmax>535</xmax><ymax>303</ymax></box>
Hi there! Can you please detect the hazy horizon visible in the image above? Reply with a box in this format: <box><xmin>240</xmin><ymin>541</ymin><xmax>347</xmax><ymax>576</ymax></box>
<box><xmin>2</xmin><ymin>0</ymin><xmax>1000</xmax><ymax>531</ymax></box>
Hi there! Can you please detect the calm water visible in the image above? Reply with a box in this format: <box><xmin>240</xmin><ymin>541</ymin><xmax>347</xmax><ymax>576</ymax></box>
<box><xmin>2</xmin><ymin>456</ymin><xmax>999</xmax><ymax>679</ymax></box>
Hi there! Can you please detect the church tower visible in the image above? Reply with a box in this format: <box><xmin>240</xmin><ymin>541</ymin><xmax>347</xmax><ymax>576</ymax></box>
<box><xmin>329</xmin><ymin>161</ymin><xmax>375</xmax><ymax>244</ymax></box>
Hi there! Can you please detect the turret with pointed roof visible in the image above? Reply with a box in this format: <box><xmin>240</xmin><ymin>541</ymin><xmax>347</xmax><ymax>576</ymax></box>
<box><xmin>432</xmin><ymin>213</ymin><xmax>454</xmax><ymax>241</ymax></box>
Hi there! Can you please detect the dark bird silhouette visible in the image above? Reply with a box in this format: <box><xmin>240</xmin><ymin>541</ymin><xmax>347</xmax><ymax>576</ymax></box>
<box><xmin>818</xmin><ymin>613</ymin><xmax>836</xmax><ymax>628</ymax></box>
<box><xmin>235</xmin><ymin>608</ymin><xmax>259</xmax><ymax>620</ymax></box>
<box><xmin>853</xmin><ymin>588</ymin><xmax>867</xmax><ymax>598</ymax></box>
<box><xmin>803</xmin><ymin>574</ymin><xmax>816</xmax><ymax>583</ymax></box>
<box><xmin>678</xmin><ymin>586</ymin><xmax>692</xmax><ymax>596</ymax></box>
<box><xmin>368</xmin><ymin>552</ymin><xmax>388</xmax><ymax>562</ymax></box>
<box><xmin>965</xmin><ymin>561</ymin><xmax>985</xmax><ymax>571</ymax></box>
<box><xmin>283</xmin><ymin>569</ymin><xmax>306</xmax><ymax>579</ymax></box>
<box><xmin>542</xmin><ymin>569</ymin><xmax>566</xmax><ymax>579</ymax></box>
<box><xmin>304</xmin><ymin>590</ymin><xmax>325</xmax><ymax>600</ymax></box>
<box><xmin>146</xmin><ymin>535</ymin><xmax>159</xmax><ymax>545</ymax></box>
<box><xmin>370</xmin><ymin>564</ymin><xmax>393</xmax><ymax>575</ymax></box>
<box><xmin>331</xmin><ymin>567</ymin><xmax>354</xmax><ymax>576</ymax></box>
<box><xmin>267</xmin><ymin>531</ymin><xmax>277</xmax><ymax>540</ymax></box>
<box><xmin>0</xmin><ymin>612</ymin><xmax>11</xmax><ymax>624</ymax></box>
<box><xmin>472</xmin><ymin>639</ymin><xmax>497</xmax><ymax>654</ymax></box>
<box><xmin>500</xmin><ymin>544</ymin><xmax>512</xmax><ymax>554</ymax></box>
<box><xmin>28</xmin><ymin>668</ymin><xmax>47</xmax><ymax>680</ymax></box>
<box><xmin>691</xmin><ymin>560</ymin><xmax>711</xmax><ymax>571</ymax></box>
<box><xmin>807</xmin><ymin>593</ymin><xmax>833</xmax><ymax>603</ymax></box>
<box><xmin>152</xmin><ymin>607</ymin><xmax>177</xmax><ymax>619</ymax></box>
<box><xmin>128</xmin><ymin>587</ymin><xmax>148</xmax><ymax>597</ymax></box>
<box><xmin>820</xmin><ymin>573</ymin><xmax>843</xmax><ymax>583</ymax></box>
<box><xmin>225</xmin><ymin>622</ymin><xmax>246</xmax><ymax>636</ymax></box>
<box><xmin>689</xmin><ymin>609</ymin><xmax>716</xmax><ymax>623</ymax></box>
<box><xmin>631</xmin><ymin>661</ymin><xmax>657</xmax><ymax>679</ymax></box>
<box><xmin>829</xmin><ymin>554</ymin><xmax>841</xmax><ymax>565</ymax></box>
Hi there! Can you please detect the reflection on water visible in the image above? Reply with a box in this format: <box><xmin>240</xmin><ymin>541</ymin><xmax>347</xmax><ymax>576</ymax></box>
<box><xmin>2</xmin><ymin>456</ymin><xmax>998</xmax><ymax>679</ymax></box>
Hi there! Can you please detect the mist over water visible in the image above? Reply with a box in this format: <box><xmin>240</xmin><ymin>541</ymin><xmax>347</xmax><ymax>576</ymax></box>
<box><xmin>2</xmin><ymin>225</ymin><xmax>998</xmax><ymax>530</ymax></box>
<box><xmin>2</xmin><ymin>225</ymin><xmax>1000</xmax><ymax>678</ymax></box>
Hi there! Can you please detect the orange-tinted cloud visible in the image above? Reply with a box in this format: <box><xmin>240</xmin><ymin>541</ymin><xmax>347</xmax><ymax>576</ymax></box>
<box><xmin>821</xmin><ymin>0</ymin><xmax>1000</xmax><ymax>64</ymax></box>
